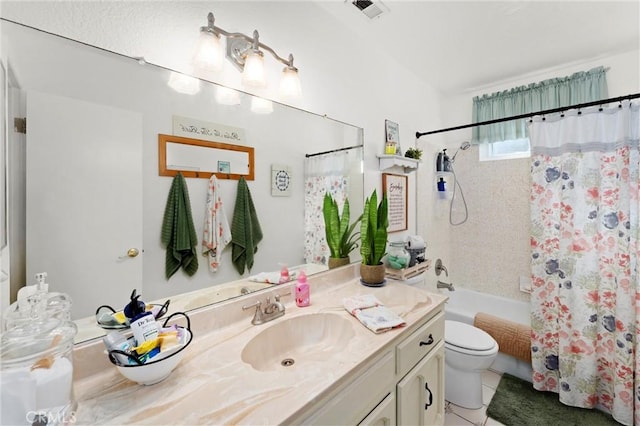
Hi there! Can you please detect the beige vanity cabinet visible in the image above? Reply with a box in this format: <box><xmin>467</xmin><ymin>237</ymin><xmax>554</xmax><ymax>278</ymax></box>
<box><xmin>396</xmin><ymin>342</ymin><xmax>445</xmax><ymax>425</ymax></box>
<box><xmin>358</xmin><ymin>392</ymin><xmax>396</xmax><ymax>426</ymax></box>
<box><xmin>396</xmin><ymin>311</ymin><xmax>446</xmax><ymax>425</ymax></box>
<box><xmin>298</xmin><ymin>308</ymin><xmax>445</xmax><ymax>426</ymax></box>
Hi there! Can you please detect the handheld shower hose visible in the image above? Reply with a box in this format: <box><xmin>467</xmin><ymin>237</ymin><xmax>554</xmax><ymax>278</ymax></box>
<box><xmin>448</xmin><ymin>142</ymin><xmax>471</xmax><ymax>226</ymax></box>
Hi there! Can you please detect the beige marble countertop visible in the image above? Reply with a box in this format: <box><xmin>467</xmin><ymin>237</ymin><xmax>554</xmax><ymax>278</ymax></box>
<box><xmin>73</xmin><ymin>263</ymin><xmax>328</xmax><ymax>344</ymax></box>
<box><xmin>72</xmin><ymin>265</ymin><xmax>446</xmax><ymax>425</ymax></box>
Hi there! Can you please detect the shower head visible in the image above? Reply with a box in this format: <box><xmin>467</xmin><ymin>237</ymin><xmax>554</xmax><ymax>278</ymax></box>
<box><xmin>451</xmin><ymin>141</ymin><xmax>471</xmax><ymax>162</ymax></box>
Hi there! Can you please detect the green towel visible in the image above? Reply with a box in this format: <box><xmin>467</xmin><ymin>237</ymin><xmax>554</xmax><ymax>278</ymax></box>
<box><xmin>231</xmin><ymin>177</ymin><xmax>263</xmax><ymax>274</ymax></box>
<box><xmin>161</xmin><ymin>172</ymin><xmax>198</xmax><ymax>279</ymax></box>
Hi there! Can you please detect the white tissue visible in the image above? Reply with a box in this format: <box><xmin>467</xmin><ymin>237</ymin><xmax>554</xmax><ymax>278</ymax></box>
<box><xmin>1</xmin><ymin>369</ymin><xmax>36</xmax><ymax>425</ymax></box>
<box><xmin>406</xmin><ymin>235</ymin><xmax>426</xmax><ymax>250</ymax></box>
<box><xmin>30</xmin><ymin>357</ymin><xmax>74</xmax><ymax>410</ymax></box>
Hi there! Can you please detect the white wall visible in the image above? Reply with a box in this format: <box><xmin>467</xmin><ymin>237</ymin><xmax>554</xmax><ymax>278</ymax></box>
<box><xmin>435</xmin><ymin>49</ymin><xmax>640</xmax><ymax>301</ymax></box>
<box><xmin>0</xmin><ymin>2</ymin><xmax>445</xmax><ymax>296</ymax></box>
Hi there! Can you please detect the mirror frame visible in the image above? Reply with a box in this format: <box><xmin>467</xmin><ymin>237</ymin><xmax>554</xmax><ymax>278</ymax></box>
<box><xmin>158</xmin><ymin>134</ymin><xmax>255</xmax><ymax>180</ymax></box>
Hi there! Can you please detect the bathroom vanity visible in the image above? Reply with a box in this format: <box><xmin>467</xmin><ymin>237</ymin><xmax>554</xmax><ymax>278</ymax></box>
<box><xmin>72</xmin><ymin>265</ymin><xmax>447</xmax><ymax>425</ymax></box>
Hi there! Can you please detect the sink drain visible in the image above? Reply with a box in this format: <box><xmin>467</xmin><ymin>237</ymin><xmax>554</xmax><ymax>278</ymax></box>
<box><xmin>281</xmin><ymin>358</ymin><xmax>295</xmax><ymax>367</ymax></box>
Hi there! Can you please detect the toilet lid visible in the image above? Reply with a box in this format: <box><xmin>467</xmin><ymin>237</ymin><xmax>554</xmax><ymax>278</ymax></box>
<box><xmin>445</xmin><ymin>320</ymin><xmax>496</xmax><ymax>351</ymax></box>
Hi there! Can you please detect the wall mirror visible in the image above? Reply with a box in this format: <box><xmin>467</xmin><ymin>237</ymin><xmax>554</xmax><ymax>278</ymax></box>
<box><xmin>2</xmin><ymin>19</ymin><xmax>364</xmax><ymax>343</ymax></box>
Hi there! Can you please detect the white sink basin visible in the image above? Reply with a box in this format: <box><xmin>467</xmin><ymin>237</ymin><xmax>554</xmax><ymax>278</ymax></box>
<box><xmin>241</xmin><ymin>313</ymin><xmax>355</xmax><ymax>372</ymax></box>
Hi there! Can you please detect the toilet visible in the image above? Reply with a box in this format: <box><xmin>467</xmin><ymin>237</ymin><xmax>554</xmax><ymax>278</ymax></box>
<box><xmin>444</xmin><ymin>320</ymin><xmax>499</xmax><ymax>409</ymax></box>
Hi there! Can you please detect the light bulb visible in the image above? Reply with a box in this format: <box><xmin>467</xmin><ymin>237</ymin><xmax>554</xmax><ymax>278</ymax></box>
<box><xmin>242</xmin><ymin>50</ymin><xmax>266</xmax><ymax>88</ymax></box>
<box><xmin>279</xmin><ymin>66</ymin><xmax>301</xmax><ymax>100</ymax></box>
<box><xmin>193</xmin><ymin>31</ymin><xmax>224</xmax><ymax>72</ymax></box>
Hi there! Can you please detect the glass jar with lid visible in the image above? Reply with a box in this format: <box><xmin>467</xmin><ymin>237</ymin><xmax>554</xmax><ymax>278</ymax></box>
<box><xmin>386</xmin><ymin>241</ymin><xmax>410</xmax><ymax>270</ymax></box>
<box><xmin>1</xmin><ymin>311</ymin><xmax>78</xmax><ymax>424</ymax></box>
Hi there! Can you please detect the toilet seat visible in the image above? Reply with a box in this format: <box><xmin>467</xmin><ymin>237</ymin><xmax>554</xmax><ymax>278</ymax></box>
<box><xmin>445</xmin><ymin>320</ymin><xmax>498</xmax><ymax>356</ymax></box>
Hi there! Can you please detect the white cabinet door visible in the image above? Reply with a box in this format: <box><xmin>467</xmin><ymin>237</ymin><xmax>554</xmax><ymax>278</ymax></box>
<box><xmin>358</xmin><ymin>392</ymin><xmax>396</xmax><ymax>426</ymax></box>
<box><xmin>397</xmin><ymin>341</ymin><xmax>445</xmax><ymax>426</ymax></box>
<box><xmin>26</xmin><ymin>91</ymin><xmax>142</xmax><ymax>319</ymax></box>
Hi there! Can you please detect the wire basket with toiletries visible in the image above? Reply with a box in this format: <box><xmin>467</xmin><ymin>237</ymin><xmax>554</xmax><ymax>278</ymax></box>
<box><xmin>104</xmin><ymin>311</ymin><xmax>193</xmax><ymax>385</ymax></box>
<box><xmin>95</xmin><ymin>289</ymin><xmax>170</xmax><ymax>330</ymax></box>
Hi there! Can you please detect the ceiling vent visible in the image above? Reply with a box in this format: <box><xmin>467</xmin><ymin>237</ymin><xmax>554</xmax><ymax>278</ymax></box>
<box><xmin>351</xmin><ymin>0</ymin><xmax>388</xmax><ymax>20</ymax></box>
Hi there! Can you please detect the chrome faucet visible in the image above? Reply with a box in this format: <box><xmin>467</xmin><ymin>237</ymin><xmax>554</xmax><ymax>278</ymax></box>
<box><xmin>435</xmin><ymin>259</ymin><xmax>448</xmax><ymax>277</ymax></box>
<box><xmin>242</xmin><ymin>292</ymin><xmax>290</xmax><ymax>325</ymax></box>
<box><xmin>437</xmin><ymin>280</ymin><xmax>455</xmax><ymax>291</ymax></box>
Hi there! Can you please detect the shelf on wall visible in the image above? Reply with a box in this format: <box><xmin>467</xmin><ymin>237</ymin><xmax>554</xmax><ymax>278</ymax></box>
<box><xmin>377</xmin><ymin>155</ymin><xmax>420</xmax><ymax>173</ymax></box>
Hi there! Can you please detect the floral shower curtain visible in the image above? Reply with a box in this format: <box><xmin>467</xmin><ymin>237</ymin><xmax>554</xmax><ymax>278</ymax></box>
<box><xmin>303</xmin><ymin>152</ymin><xmax>351</xmax><ymax>264</ymax></box>
<box><xmin>529</xmin><ymin>100</ymin><xmax>640</xmax><ymax>426</ymax></box>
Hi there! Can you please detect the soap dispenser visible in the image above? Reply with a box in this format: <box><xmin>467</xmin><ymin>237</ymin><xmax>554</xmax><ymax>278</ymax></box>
<box><xmin>295</xmin><ymin>270</ymin><xmax>310</xmax><ymax>307</ymax></box>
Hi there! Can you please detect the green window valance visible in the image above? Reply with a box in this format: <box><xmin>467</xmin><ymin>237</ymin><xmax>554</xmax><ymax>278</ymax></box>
<box><xmin>472</xmin><ymin>66</ymin><xmax>608</xmax><ymax>144</ymax></box>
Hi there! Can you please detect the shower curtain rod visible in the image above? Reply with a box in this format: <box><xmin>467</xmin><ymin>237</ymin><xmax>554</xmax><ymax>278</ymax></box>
<box><xmin>305</xmin><ymin>144</ymin><xmax>363</xmax><ymax>158</ymax></box>
<box><xmin>415</xmin><ymin>92</ymin><xmax>640</xmax><ymax>139</ymax></box>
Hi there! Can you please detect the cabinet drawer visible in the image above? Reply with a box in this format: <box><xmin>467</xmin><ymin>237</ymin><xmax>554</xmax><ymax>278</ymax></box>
<box><xmin>396</xmin><ymin>311</ymin><xmax>444</xmax><ymax>378</ymax></box>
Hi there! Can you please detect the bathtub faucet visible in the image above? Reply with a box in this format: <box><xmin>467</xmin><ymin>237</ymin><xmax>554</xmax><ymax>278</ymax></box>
<box><xmin>435</xmin><ymin>259</ymin><xmax>448</xmax><ymax>277</ymax></box>
<box><xmin>437</xmin><ymin>280</ymin><xmax>455</xmax><ymax>291</ymax></box>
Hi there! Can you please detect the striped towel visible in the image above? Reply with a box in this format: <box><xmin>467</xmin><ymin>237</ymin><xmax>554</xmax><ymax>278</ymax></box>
<box><xmin>231</xmin><ymin>177</ymin><xmax>263</xmax><ymax>274</ymax></box>
<box><xmin>161</xmin><ymin>173</ymin><xmax>198</xmax><ymax>279</ymax></box>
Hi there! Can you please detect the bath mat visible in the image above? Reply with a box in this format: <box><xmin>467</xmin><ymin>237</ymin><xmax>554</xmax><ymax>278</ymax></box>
<box><xmin>486</xmin><ymin>373</ymin><xmax>621</xmax><ymax>426</ymax></box>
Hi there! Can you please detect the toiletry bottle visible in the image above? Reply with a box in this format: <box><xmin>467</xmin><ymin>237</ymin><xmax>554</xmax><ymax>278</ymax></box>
<box><xmin>443</xmin><ymin>149</ymin><xmax>451</xmax><ymax>171</ymax></box>
<box><xmin>295</xmin><ymin>270</ymin><xmax>310</xmax><ymax>307</ymax></box>
<box><xmin>437</xmin><ymin>177</ymin><xmax>447</xmax><ymax>199</ymax></box>
<box><xmin>436</xmin><ymin>150</ymin><xmax>444</xmax><ymax>172</ymax></box>
<box><xmin>16</xmin><ymin>272</ymin><xmax>48</xmax><ymax>315</ymax></box>
<box><xmin>279</xmin><ymin>264</ymin><xmax>290</xmax><ymax>284</ymax></box>
<box><xmin>124</xmin><ymin>292</ymin><xmax>159</xmax><ymax>345</ymax></box>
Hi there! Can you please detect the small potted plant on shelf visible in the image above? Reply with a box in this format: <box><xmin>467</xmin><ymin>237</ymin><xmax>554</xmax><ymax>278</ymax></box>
<box><xmin>404</xmin><ymin>147</ymin><xmax>423</xmax><ymax>160</ymax></box>
<box><xmin>323</xmin><ymin>193</ymin><xmax>361</xmax><ymax>269</ymax></box>
<box><xmin>359</xmin><ymin>189</ymin><xmax>388</xmax><ymax>285</ymax></box>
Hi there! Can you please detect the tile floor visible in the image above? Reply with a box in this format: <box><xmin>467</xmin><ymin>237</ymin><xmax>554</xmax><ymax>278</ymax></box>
<box><xmin>444</xmin><ymin>369</ymin><xmax>507</xmax><ymax>426</ymax></box>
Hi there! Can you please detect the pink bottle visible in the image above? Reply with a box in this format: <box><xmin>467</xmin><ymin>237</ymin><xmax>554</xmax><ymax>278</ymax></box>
<box><xmin>295</xmin><ymin>270</ymin><xmax>310</xmax><ymax>307</ymax></box>
<box><xmin>279</xmin><ymin>264</ymin><xmax>290</xmax><ymax>284</ymax></box>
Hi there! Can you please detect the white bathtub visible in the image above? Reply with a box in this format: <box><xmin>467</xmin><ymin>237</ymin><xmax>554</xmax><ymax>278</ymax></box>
<box><xmin>444</xmin><ymin>288</ymin><xmax>533</xmax><ymax>382</ymax></box>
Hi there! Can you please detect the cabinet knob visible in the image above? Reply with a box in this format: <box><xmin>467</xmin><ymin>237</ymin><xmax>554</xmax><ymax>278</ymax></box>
<box><xmin>419</xmin><ymin>333</ymin><xmax>434</xmax><ymax>346</ymax></box>
<box><xmin>424</xmin><ymin>382</ymin><xmax>433</xmax><ymax>410</ymax></box>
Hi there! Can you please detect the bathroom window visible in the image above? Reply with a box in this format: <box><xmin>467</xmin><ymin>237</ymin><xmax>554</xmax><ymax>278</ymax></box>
<box><xmin>479</xmin><ymin>137</ymin><xmax>530</xmax><ymax>161</ymax></box>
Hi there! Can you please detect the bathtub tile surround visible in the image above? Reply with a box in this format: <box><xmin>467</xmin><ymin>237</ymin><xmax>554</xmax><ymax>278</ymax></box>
<box><xmin>71</xmin><ymin>265</ymin><xmax>447</xmax><ymax>424</ymax></box>
<box><xmin>449</xmin><ymin>149</ymin><xmax>531</xmax><ymax>303</ymax></box>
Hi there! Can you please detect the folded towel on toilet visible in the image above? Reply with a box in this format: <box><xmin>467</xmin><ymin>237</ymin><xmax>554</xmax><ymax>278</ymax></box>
<box><xmin>474</xmin><ymin>312</ymin><xmax>532</xmax><ymax>363</ymax></box>
<box><xmin>342</xmin><ymin>295</ymin><xmax>406</xmax><ymax>334</ymax></box>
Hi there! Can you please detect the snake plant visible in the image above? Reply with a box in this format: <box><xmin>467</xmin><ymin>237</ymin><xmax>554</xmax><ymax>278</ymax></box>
<box><xmin>360</xmin><ymin>190</ymin><xmax>388</xmax><ymax>265</ymax></box>
<box><xmin>323</xmin><ymin>193</ymin><xmax>361</xmax><ymax>259</ymax></box>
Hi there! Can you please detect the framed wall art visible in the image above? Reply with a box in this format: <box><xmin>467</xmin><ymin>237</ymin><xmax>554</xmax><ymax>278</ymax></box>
<box><xmin>382</xmin><ymin>172</ymin><xmax>408</xmax><ymax>232</ymax></box>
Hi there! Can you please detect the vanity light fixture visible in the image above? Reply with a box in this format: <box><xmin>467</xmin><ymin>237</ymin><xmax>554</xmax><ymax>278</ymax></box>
<box><xmin>195</xmin><ymin>12</ymin><xmax>301</xmax><ymax>99</ymax></box>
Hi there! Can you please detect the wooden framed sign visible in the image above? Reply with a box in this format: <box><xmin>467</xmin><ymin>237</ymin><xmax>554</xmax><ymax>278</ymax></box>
<box><xmin>382</xmin><ymin>173</ymin><xmax>408</xmax><ymax>232</ymax></box>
